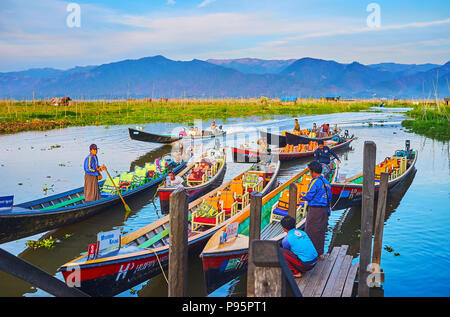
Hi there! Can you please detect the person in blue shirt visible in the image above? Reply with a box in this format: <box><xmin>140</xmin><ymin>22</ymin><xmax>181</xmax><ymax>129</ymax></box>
<box><xmin>314</xmin><ymin>140</ymin><xmax>341</xmax><ymax>178</ymax></box>
<box><xmin>280</xmin><ymin>216</ymin><xmax>318</xmax><ymax>278</ymax></box>
<box><xmin>83</xmin><ymin>144</ymin><xmax>105</xmax><ymax>202</ymax></box>
<box><xmin>300</xmin><ymin>161</ymin><xmax>332</xmax><ymax>258</ymax></box>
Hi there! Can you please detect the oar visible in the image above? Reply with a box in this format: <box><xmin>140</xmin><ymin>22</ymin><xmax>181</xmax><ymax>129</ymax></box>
<box><xmin>104</xmin><ymin>167</ymin><xmax>132</xmax><ymax>220</ymax></box>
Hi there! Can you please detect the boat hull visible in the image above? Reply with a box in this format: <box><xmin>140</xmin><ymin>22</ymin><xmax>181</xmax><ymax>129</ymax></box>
<box><xmin>61</xmin><ymin>237</ymin><xmax>207</xmax><ymax>297</ymax></box>
<box><xmin>129</xmin><ymin>128</ymin><xmax>226</xmax><ymax>144</ymax></box>
<box><xmin>0</xmin><ymin>161</ymin><xmax>186</xmax><ymax>244</ymax></box>
<box><xmin>232</xmin><ymin>138</ymin><xmax>354</xmax><ymax>163</ymax></box>
<box><xmin>158</xmin><ymin>164</ymin><xmax>227</xmax><ymax>214</ymax></box>
<box><xmin>259</xmin><ymin>130</ymin><xmax>287</xmax><ymax>147</ymax></box>
<box><xmin>331</xmin><ymin>152</ymin><xmax>418</xmax><ymax>210</ymax></box>
<box><xmin>285</xmin><ymin>131</ymin><xmax>340</xmax><ymax>145</ymax></box>
<box><xmin>129</xmin><ymin>128</ymin><xmax>181</xmax><ymax>144</ymax></box>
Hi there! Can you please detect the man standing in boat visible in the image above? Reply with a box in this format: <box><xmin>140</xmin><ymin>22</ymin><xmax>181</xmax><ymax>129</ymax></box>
<box><xmin>301</xmin><ymin>161</ymin><xmax>332</xmax><ymax>259</ymax></box>
<box><xmin>314</xmin><ymin>140</ymin><xmax>341</xmax><ymax>178</ymax></box>
<box><xmin>294</xmin><ymin>119</ymin><xmax>301</xmax><ymax>132</ymax></box>
<box><xmin>84</xmin><ymin>144</ymin><xmax>105</xmax><ymax>202</ymax></box>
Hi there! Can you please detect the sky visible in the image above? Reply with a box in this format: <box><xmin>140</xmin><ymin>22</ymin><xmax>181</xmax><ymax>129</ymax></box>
<box><xmin>0</xmin><ymin>0</ymin><xmax>449</xmax><ymax>71</ymax></box>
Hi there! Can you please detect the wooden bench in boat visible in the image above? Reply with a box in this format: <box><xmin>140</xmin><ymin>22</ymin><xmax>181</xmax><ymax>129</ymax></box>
<box><xmin>41</xmin><ymin>195</ymin><xmax>85</xmax><ymax>211</ymax></box>
<box><xmin>296</xmin><ymin>245</ymin><xmax>359</xmax><ymax>297</ymax></box>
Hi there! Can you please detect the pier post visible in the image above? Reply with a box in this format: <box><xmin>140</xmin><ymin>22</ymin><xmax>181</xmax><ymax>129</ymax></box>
<box><xmin>168</xmin><ymin>185</ymin><xmax>189</xmax><ymax>297</ymax></box>
<box><xmin>288</xmin><ymin>183</ymin><xmax>298</xmax><ymax>221</ymax></box>
<box><xmin>372</xmin><ymin>172</ymin><xmax>389</xmax><ymax>285</ymax></box>
<box><xmin>247</xmin><ymin>191</ymin><xmax>263</xmax><ymax>297</ymax></box>
<box><xmin>251</xmin><ymin>240</ymin><xmax>302</xmax><ymax>297</ymax></box>
<box><xmin>359</xmin><ymin>141</ymin><xmax>376</xmax><ymax>297</ymax></box>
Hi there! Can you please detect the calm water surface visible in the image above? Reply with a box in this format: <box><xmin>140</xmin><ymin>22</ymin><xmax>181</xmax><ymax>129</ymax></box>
<box><xmin>0</xmin><ymin>108</ymin><xmax>448</xmax><ymax>297</ymax></box>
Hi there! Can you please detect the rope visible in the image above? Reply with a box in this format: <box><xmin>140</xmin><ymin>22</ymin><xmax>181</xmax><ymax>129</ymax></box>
<box><xmin>143</xmin><ymin>246</ymin><xmax>169</xmax><ymax>285</ymax></box>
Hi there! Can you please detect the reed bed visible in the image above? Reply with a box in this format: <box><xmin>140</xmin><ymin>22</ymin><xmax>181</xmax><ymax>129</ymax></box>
<box><xmin>0</xmin><ymin>98</ymin><xmax>376</xmax><ymax>134</ymax></box>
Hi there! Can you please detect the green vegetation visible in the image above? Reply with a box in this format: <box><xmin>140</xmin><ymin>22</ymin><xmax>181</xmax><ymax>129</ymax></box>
<box><xmin>25</xmin><ymin>236</ymin><xmax>57</xmax><ymax>250</ymax></box>
<box><xmin>0</xmin><ymin>98</ymin><xmax>381</xmax><ymax>134</ymax></box>
<box><xmin>402</xmin><ymin>104</ymin><xmax>450</xmax><ymax>141</ymax></box>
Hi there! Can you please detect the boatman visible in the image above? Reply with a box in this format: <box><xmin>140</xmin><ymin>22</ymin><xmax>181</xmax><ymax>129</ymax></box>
<box><xmin>294</xmin><ymin>119</ymin><xmax>301</xmax><ymax>132</ymax></box>
<box><xmin>300</xmin><ymin>161</ymin><xmax>332</xmax><ymax>259</ymax></box>
<box><xmin>280</xmin><ymin>215</ymin><xmax>318</xmax><ymax>277</ymax></box>
<box><xmin>84</xmin><ymin>144</ymin><xmax>105</xmax><ymax>202</ymax></box>
<box><xmin>314</xmin><ymin>140</ymin><xmax>341</xmax><ymax>178</ymax></box>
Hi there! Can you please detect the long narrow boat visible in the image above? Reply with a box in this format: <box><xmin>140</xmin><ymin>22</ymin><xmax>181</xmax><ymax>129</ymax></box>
<box><xmin>158</xmin><ymin>149</ymin><xmax>227</xmax><ymax>213</ymax></box>
<box><xmin>260</xmin><ymin>130</ymin><xmax>287</xmax><ymax>147</ymax></box>
<box><xmin>200</xmin><ymin>164</ymin><xmax>338</xmax><ymax>294</ymax></box>
<box><xmin>129</xmin><ymin>128</ymin><xmax>226</xmax><ymax>144</ymax></box>
<box><xmin>330</xmin><ymin>140</ymin><xmax>417</xmax><ymax>210</ymax></box>
<box><xmin>0</xmin><ymin>154</ymin><xmax>186</xmax><ymax>244</ymax></box>
<box><xmin>58</xmin><ymin>160</ymin><xmax>280</xmax><ymax>297</ymax></box>
<box><xmin>232</xmin><ymin>137</ymin><xmax>354</xmax><ymax>163</ymax></box>
<box><xmin>285</xmin><ymin>130</ymin><xmax>341</xmax><ymax>145</ymax></box>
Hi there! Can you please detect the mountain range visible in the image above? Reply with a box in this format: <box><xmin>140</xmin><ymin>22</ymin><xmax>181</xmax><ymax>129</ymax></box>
<box><xmin>1</xmin><ymin>56</ymin><xmax>448</xmax><ymax>99</ymax></box>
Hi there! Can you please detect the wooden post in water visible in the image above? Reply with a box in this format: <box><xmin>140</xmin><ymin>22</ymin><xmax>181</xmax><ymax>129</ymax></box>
<box><xmin>372</xmin><ymin>172</ymin><xmax>389</xmax><ymax>286</ymax></box>
<box><xmin>359</xmin><ymin>141</ymin><xmax>376</xmax><ymax>297</ymax></box>
<box><xmin>168</xmin><ymin>186</ymin><xmax>189</xmax><ymax>297</ymax></box>
<box><xmin>247</xmin><ymin>191</ymin><xmax>263</xmax><ymax>297</ymax></box>
<box><xmin>288</xmin><ymin>183</ymin><xmax>298</xmax><ymax>221</ymax></box>
<box><xmin>251</xmin><ymin>240</ymin><xmax>302</xmax><ymax>297</ymax></box>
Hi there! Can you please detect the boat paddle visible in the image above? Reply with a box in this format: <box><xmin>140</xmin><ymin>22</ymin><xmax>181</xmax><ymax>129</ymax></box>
<box><xmin>103</xmin><ymin>166</ymin><xmax>132</xmax><ymax>221</ymax></box>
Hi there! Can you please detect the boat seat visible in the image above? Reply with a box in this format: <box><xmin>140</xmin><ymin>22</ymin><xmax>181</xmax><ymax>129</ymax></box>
<box><xmin>219</xmin><ymin>191</ymin><xmax>238</xmax><ymax>217</ymax></box>
<box><xmin>41</xmin><ymin>195</ymin><xmax>86</xmax><ymax>210</ymax></box>
<box><xmin>269</xmin><ymin>192</ymin><xmax>308</xmax><ymax>224</ymax></box>
<box><xmin>229</xmin><ymin>180</ymin><xmax>249</xmax><ymax>208</ymax></box>
<box><xmin>191</xmin><ymin>201</ymin><xmax>225</xmax><ymax>233</ymax></box>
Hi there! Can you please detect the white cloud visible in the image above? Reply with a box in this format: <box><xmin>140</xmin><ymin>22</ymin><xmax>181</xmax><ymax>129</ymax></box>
<box><xmin>167</xmin><ymin>0</ymin><xmax>176</xmax><ymax>5</ymax></box>
<box><xmin>198</xmin><ymin>0</ymin><xmax>216</xmax><ymax>8</ymax></box>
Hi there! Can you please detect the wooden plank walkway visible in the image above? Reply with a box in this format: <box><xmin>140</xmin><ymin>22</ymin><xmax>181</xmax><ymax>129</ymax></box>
<box><xmin>296</xmin><ymin>245</ymin><xmax>359</xmax><ymax>297</ymax></box>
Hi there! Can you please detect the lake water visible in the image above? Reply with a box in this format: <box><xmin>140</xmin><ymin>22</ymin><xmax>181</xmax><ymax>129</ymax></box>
<box><xmin>0</xmin><ymin>108</ymin><xmax>449</xmax><ymax>297</ymax></box>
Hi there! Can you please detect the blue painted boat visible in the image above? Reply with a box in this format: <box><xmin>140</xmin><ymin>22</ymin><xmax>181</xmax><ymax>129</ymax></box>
<box><xmin>0</xmin><ymin>154</ymin><xmax>186</xmax><ymax>244</ymax></box>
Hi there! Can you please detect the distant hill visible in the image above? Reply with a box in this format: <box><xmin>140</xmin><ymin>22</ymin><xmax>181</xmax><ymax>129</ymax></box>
<box><xmin>0</xmin><ymin>56</ymin><xmax>448</xmax><ymax>99</ymax></box>
<box><xmin>206</xmin><ymin>58</ymin><xmax>296</xmax><ymax>74</ymax></box>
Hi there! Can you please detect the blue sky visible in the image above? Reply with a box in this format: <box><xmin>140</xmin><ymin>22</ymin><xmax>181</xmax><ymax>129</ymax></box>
<box><xmin>0</xmin><ymin>0</ymin><xmax>449</xmax><ymax>71</ymax></box>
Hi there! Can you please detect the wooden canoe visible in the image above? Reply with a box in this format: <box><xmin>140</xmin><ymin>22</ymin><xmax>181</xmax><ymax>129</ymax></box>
<box><xmin>0</xmin><ymin>155</ymin><xmax>186</xmax><ymax>244</ymax></box>
<box><xmin>129</xmin><ymin>128</ymin><xmax>226</xmax><ymax>144</ymax></box>
<box><xmin>58</xmin><ymin>160</ymin><xmax>280</xmax><ymax>297</ymax></box>
<box><xmin>232</xmin><ymin>137</ymin><xmax>354</xmax><ymax>163</ymax></box>
<box><xmin>200</xmin><ymin>164</ymin><xmax>339</xmax><ymax>294</ymax></box>
<box><xmin>285</xmin><ymin>130</ymin><xmax>341</xmax><ymax>145</ymax></box>
<box><xmin>330</xmin><ymin>142</ymin><xmax>418</xmax><ymax>210</ymax></box>
<box><xmin>158</xmin><ymin>149</ymin><xmax>227</xmax><ymax>213</ymax></box>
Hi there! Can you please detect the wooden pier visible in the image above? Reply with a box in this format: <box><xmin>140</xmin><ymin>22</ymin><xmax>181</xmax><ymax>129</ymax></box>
<box><xmin>296</xmin><ymin>245</ymin><xmax>359</xmax><ymax>297</ymax></box>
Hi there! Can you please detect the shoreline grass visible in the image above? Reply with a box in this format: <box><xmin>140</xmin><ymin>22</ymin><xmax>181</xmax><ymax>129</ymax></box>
<box><xmin>401</xmin><ymin>104</ymin><xmax>450</xmax><ymax>141</ymax></box>
<box><xmin>0</xmin><ymin>98</ymin><xmax>379</xmax><ymax>134</ymax></box>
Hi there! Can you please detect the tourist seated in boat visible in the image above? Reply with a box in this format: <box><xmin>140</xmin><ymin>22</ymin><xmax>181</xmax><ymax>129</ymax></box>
<box><xmin>314</xmin><ymin>140</ymin><xmax>341</xmax><ymax>178</ymax></box>
<box><xmin>280</xmin><ymin>215</ymin><xmax>318</xmax><ymax>278</ymax></box>
<box><xmin>179</xmin><ymin>127</ymin><xmax>187</xmax><ymax>136</ymax></box>
<box><xmin>301</xmin><ymin>161</ymin><xmax>332</xmax><ymax>259</ymax></box>
<box><xmin>333</xmin><ymin>124</ymin><xmax>339</xmax><ymax>134</ymax></box>
<box><xmin>194</xmin><ymin>127</ymin><xmax>201</xmax><ymax>136</ymax></box>
<box><xmin>312</xmin><ymin>123</ymin><xmax>317</xmax><ymax>133</ymax></box>
<box><xmin>257</xmin><ymin>138</ymin><xmax>268</xmax><ymax>153</ymax></box>
<box><xmin>319</xmin><ymin>123</ymin><xmax>330</xmax><ymax>137</ymax></box>
<box><xmin>165</xmin><ymin>170</ymin><xmax>184</xmax><ymax>187</ymax></box>
<box><xmin>188</xmin><ymin>127</ymin><xmax>196</xmax><ymax>136</ymax></box>
<box><xmin>211</xmin><ymin>121</ymin><xmax>217</xmax><ymax>133</ymax></box>
<box><xmin>294</xmin><ymin>119</ymin><xmax>301</xmax><ymax>132</ymax></box>
<box><xmin>84</xmin><ymin>144</ymin><xmax>106</xmax><ymax>202</ymax></box>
